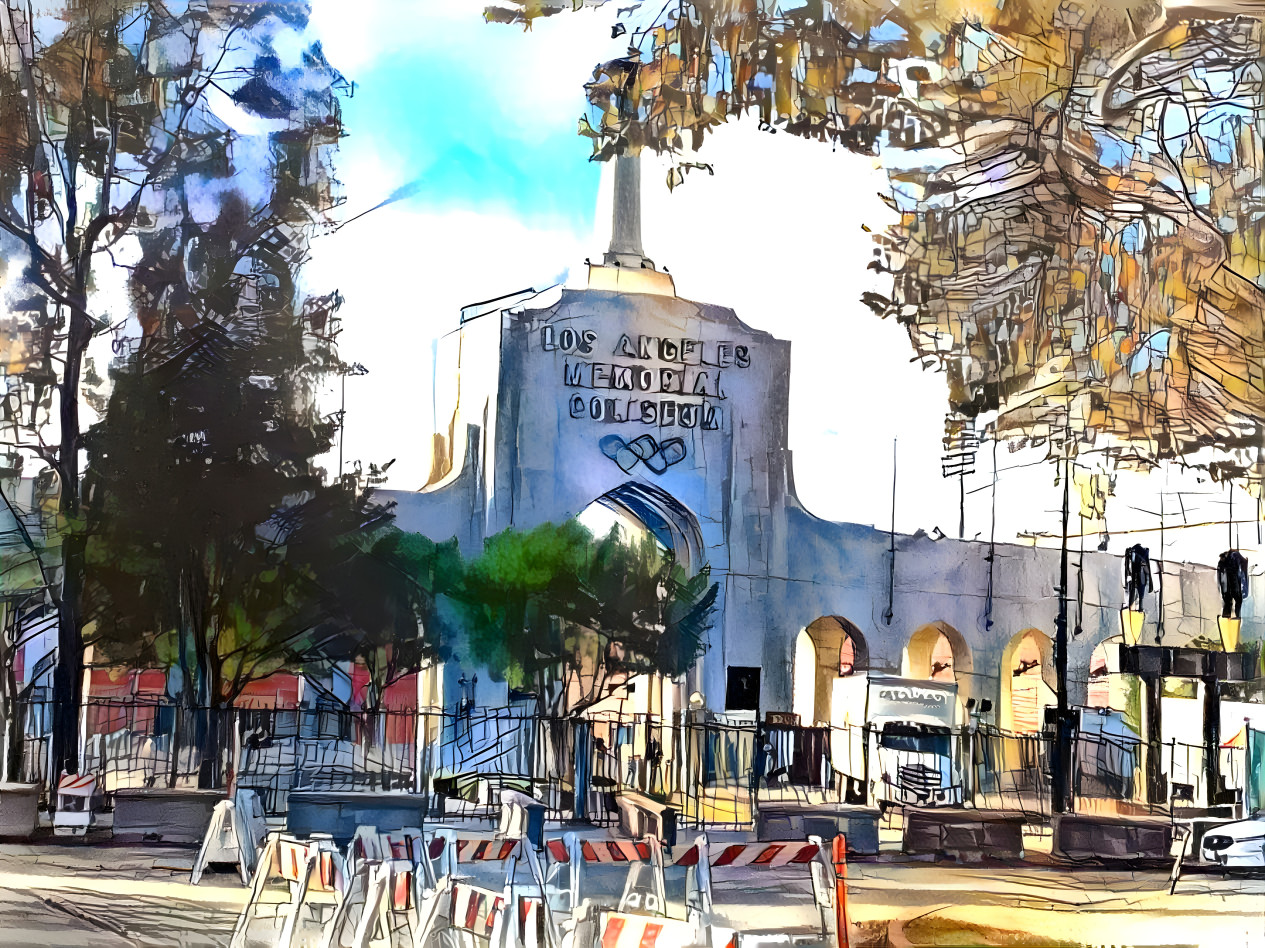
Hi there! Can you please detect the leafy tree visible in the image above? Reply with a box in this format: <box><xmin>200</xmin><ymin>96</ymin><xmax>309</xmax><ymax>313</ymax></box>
<box><xmin>488</xmin><ymin>1</ymin><xmax>1265</xmax><ymax>470</ymax></box>
<box><xmin>83</xmin><ymin>312</ymin><xmax>437</xmax><ymax>787</ymax></box>
<box><xmin>302</xmin><ymin>529</ymin><xmax>463</xmax><ymax>714</ymax></box>
<box><xmin>458</xmin><ymin>520</ymin><xmax>717</xmax><ymax>716</ymax></box>
<box><xmin>0</xmin><ymin>0</ymin><xmax>346</xmax><ymax>776</ymax></box>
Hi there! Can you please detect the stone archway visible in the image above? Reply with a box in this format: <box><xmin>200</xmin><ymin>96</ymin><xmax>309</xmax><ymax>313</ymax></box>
<box><xmin>792</xmin><ymin>617</ymin><xmax>868</xmax><ymax>727</ymax></box>
<box><xmin>593</xmin><ymin>481</ymin><xmax>706</xmax><ymax>573</ymax></box>
<box><xmin>904</xmin><ymin>621</ymin><xmax>973</xmax><ymax>684</ymax></box>
<box><xmin>904</xmin><ymin>621</ymin><xmax>974</xmax><ymax>722</ymax></box>
<box><xmin>999</xmin><ymin>629</ymin><xmax>1056</xmax><ymax>734</ymax></box>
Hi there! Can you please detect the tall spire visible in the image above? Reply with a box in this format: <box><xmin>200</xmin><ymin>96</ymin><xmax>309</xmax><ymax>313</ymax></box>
<box><xmin>604</xmin><ymin>154</ymin><xmax>655</xmax><ymax>271</ymax></box>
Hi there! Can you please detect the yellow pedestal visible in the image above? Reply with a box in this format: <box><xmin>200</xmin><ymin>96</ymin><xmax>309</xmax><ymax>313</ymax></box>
<box><xmin>1219</xmin><ymin>616</ymin><xmax>1241</xmax><ymax>653</ymax></box>
<box><xmin>1120</xmin><ymin>608</ymin><xmax>1145</xmax><ymax>646</ymax></box>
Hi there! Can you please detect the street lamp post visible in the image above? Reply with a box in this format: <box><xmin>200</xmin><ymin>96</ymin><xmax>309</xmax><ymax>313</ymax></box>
<box><xmin>1051</xmin><ymin>456</ymin><xmax>1073</xmax><ymax>814</ymax></box>
<box><xmin>337</xmin><ymin>362</ymin><xmax>369</xmax><ymax>482</ymax></box>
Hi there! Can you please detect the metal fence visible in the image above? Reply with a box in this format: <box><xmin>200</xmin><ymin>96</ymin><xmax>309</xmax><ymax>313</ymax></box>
<box><xmin>10</xmin><ymin>698</ymin><xmax>1240</xmax><ymax>823</ymax></box>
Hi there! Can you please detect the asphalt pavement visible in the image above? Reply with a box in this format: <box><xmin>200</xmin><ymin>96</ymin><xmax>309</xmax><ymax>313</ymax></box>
<box><xmin>0</xmin><ymin>835</ymin><xmax>1262</xmax><ymax>946</ymax></box>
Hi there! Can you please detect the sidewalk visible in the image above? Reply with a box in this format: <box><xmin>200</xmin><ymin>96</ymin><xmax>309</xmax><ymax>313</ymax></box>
<box><xmin>0</xmin><ymin>837</ymin><xmax>246</xmax><ymax>947</ymax></box>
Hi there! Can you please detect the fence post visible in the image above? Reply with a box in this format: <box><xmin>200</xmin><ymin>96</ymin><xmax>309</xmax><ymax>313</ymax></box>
<box><xmin>573</xmin><ymin>719</ymin><xmax>591</xmax><ymax>821</ymax></box>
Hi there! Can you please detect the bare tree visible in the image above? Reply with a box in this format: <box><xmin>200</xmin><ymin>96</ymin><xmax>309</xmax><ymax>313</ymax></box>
<box><xmin>0</xmin><ymin>0</ymin><xmax>344</xmax><ymax>777</ymax></box>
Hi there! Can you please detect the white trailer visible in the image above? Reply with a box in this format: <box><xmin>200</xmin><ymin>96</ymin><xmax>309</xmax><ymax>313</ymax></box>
<box><xmin>831</xmin><ymin>674</ymin><xmax>963</xmax><ymax>807</ymax></box>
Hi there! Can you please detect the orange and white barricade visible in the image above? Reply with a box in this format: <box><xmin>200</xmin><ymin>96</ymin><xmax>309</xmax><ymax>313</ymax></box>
<box><xmin>230</xmin><ymin>831</ymin><xmax>346</xmax><ymax>948</ymax></box>
<box><xmin>679</xmin><ymin>836</ymin><xmax>843</xmax><ymax>948</ymax></box>
<box><xmin>348</xmin><ymin>826</ymin><xmax>431</xmax><ymax>904</ymax></box>
<box><xmin>412</xmin><ymin>829</ymin><xmax>557</xmax><ymax>948</ymax></box>
<box><xmin>53</xmin><ymin>773</ymin><xmax>97</xmax><ymax>836</ymax></box>
<box><xmin>543</xmin><ymin>836</ymin><xmax>667</xmax><ymax>921</ymax></box>
<box><xmin>550</xmin><ymin>835</ymin><xmax>845</xmax><ymax>948</ymax></box>
<box><xmin>319</xmin><ymin>826</ymin><xmax>427</xmax><ymax>948</ymax></box>
<box><xmin>593</xmin><ymin>914</ymin><xmax>697</xmax><ymax>948</ymax></box>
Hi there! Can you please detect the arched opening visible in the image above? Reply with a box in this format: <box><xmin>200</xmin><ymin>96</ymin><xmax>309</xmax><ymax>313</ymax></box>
<box><xmin>999</xmin><ymin>629</ymin><xmax>1056</xmax><ymax>734</ymax></box>
<box><xmin>792</xmin><ymin>617</ymin><xmax>868</xmax><ymax>727</ymax></box>
<box><xmin>570</xmin><ymin>487</ymin><xmax>707</xmax><ymax>808</ymax></box>
<box><xmin>1087</xmin><ymin>641</ymin><xmax>1112</xmax><ymax>709</ymax></box>
<box><xmin>904</xmin><ymin>622</ymin><xmax>973</xmax><ymax>685</ymax></box>
<box><xmin>590</xmin><ymin>481</ymin><xmax>706</xmax><ymax>573</ymax></box>
<box><xmin>904</xmin><ymin>622</ymin><xmax>973</xmax><ymax>723</ymax></box>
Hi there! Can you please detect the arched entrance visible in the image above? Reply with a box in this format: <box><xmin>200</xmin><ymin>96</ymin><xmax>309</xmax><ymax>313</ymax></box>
<box><xmin>904</xmin><ymin>622</ymin><xmax>973</xmax><ymax>683</ymax></box>
<box><xmin>999</xmin><ymin>630</ymin><xmax>1056</xmax><ymax>734</ymax></box>
<box><xmin>903</xmin><ymin>621</ymin><xmax>973</xmax><ymax>722</ymax></box>
<box><xmin>569</xmin><ymin>487</ymin><xmax>710</xmax><ymax>815</ymax></box>
<box><xmin>792</xmin><ymin>617</ymin><xmax>868</xmax><ymax>727</ymax></box>
<box><xmin>591</xmin><ymin>482</ymin><xmax>705</xmax><ymax>573</ymax></box>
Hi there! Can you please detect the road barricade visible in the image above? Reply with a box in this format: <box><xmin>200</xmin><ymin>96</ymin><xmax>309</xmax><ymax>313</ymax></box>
<box><xmin>413</xmin><ymin>828</ymin><xmax>557</xmax><ymax>948</ymax></box>
<box><xmin>53</xmin><ymin>773</ymin><xmax>96</xmax><ymax>837</ymax></box>
<box><xmin>544</xmin><ymin>836</ymin><xmax>667</xmax><ymax>921</ymax></box>
<box><xmin>319</xmin><ymin>826</ymin><xmax>428</xmax><ymax>948</ymax></box>
<box><xmin>545</xmin><ymin>835</ymin><xmax>846</xmax><ymax>948</ymax></box>
<box><xmin>593</xmin><ymin>913</ymin><xmax>697</xmax><ymax>948</ymax></box>
<box><xmin>192</xmin><ymin>788</ymin><xmax>269</xmax><ymax>885</ymax></box>
<box><xmin>682</xmin><ymin>836</ymin><xmax>843</xmax><ymax>948</ymax></box>
<box><xmin>230</xmin><ymin>831</ymin><xmax>346</xmax><ymax>948</ymax></box>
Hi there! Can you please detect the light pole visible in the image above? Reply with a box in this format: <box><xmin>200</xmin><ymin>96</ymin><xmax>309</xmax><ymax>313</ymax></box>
<box><xmin>337</xmin><ymin>362</ymin><xmax>368</xmax><ymax>482</ymax></box>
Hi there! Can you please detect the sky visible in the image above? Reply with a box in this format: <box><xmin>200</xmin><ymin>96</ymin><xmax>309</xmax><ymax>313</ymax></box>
<box><xmin>301</xmin><ymin>0</ymin><xmax>1262</xmax><ymax>570</ymax></box>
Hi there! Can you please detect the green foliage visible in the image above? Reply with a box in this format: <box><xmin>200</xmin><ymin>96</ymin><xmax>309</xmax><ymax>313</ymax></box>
<box><xmin>456</xmin><ymin>520</ymin><xmax>716</xmax><ymax>710</ymax></box>
<box><xmin>83</xmin><ymin>317</ymin><xmax>438</xmax><ymax>709</ymax></box>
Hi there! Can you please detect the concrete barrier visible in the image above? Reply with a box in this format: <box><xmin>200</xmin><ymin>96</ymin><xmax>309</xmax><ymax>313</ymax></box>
<box><xmin>614</xmin><ymin>791</ymin><xmax>677</xmax><ymax>847</ymax></box>
<box><xmin>286</xmin><ymin>791</ymin><xmax>428</xmax><ymax>846</ymax></box>
<box><xmin>112</xmin><ymin>788</ymin><xmax>222</xmax><ymax>845</ymax></box>
<box><xmin>756</xmin><ymin>804</ymin><xmax>880</xmax><ymax>855</ymax></box>
<box><xmin>0</xmin><ymin>783</ymin><xmax>40</xmax><ymax>839</ymax></box>
<box><xmin>1054</xmin><ymin>814</ymin><xmax>1173</xmax><ymax>862</ymax></box>
<box><xmin>903</xmin><ymin>809</ymin><xmax>1026</xmax><ymax>861</ymax></box>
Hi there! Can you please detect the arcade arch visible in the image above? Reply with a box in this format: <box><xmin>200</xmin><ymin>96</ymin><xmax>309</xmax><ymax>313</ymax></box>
<box><xmin>903</xmin><ymin>621</ymin><xmax>974</xmax><ymax>722</ymax></box>
<box><xmin>589</xmin><ymin>481</ymin><xmax>706</xmax><ymax>573</ymax></box>
<box><xmin>999</xmin><ymin>629</ymin><xmax>1056</xmax><ymax>734</ymax></box>
<box><xmin>1087</xmin><ymin>641</ymin><xmax>1112</xmax><ymax>709</ymax></box>
<box><xmin>792</xmin><ymin>617</ymin><xmax>868</xmax><ymax>727</ymax></box>
<box><xmin>903</xmin><ymin>622</ymin><xmax>973</xmax><ymax>686</ymax></box>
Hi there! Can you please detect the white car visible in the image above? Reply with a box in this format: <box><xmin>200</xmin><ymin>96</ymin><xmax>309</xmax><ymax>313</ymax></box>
<box><xmin>1201</xmin><ymin>818</ymin><xmax>1265</xmax><ymax>867</ymax></box>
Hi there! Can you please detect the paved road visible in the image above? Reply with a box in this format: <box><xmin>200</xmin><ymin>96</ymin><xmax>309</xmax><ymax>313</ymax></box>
<box><xmin>0</xmin><ymin>841</ymin><xmax>243</xmax><ymax>947</ymax></box>
<box><xmin>0</xmin><ymin>839</ymin><xmax>1262</xmax><ymax>946</ymax></box>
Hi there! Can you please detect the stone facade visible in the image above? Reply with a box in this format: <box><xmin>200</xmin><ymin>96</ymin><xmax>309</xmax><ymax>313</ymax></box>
<box><xmin>384</xmin><ymin>268</ymin><xmax>1257</xmax><ymax>728</ymax></box>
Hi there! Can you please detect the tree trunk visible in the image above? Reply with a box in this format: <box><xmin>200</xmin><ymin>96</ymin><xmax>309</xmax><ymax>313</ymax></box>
<box><xmin>197</xmin><ymin>703</ymin><xmax>222</xmax><ymax>790</ymax></box>
<box><xmin>49</xmin><ymin>304</ymin><xmax>93</xmax><ymax>783</ymax></box>
<box><xmin>0</xmin><ymin>601</ymin><xmax>21</xmax><ymax>783</ymax></box>
<box><xmin>197</xmin><ymin>661</ymin><xmax>225</xmax><ymax>790</ymax></box>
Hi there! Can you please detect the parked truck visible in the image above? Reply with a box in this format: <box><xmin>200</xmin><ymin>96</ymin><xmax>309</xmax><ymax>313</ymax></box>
<box><xmin>831</xmin><ymin>674</ymin><xmax>963</xmax><ymax>807</ymax></box>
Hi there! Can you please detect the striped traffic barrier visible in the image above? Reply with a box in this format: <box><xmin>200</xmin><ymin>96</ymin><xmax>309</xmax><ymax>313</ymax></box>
<box><xmin>53</xmin><ymin>773</ymin><xmax>96</xmax><ymax>837</ymax></box>
<box><xmin>412</xmin><ymin>830</ymin><xmax>559</xmax><ymax>948</ymax></box>
<box><xmin>230</xmin><ymin>832</ymin><xmax>346</xmax><ymax>948</ymax></box>
<box><xmin>545</xmin><ymin>835</ymin><xmax>846</xmax><ymax>948</ymax></box>
<box><xmin>595</xmin><ymin>913</ymin><xmax>697</xmax><ymax>948</ymax></box>
<box><xmin>685</xmin><ymin>835</ymin><xmax>844</xmax><ymax>948</ymax></box>
<box><xmin>543</xmin><ymin>834</ymin><xmax>667</xmax><ymax>921</ymax></box>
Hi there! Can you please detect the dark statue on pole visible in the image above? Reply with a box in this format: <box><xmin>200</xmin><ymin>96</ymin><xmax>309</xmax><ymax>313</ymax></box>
<box><xmin>1123</xmin><ymin>544</ymin><xmax>1152</xmax><ymax>610</ymax></box>
<box><xmin>1218</xmin><ymin>549</ymin><xmax>1249</xmax><ymax>619</ymax></box>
